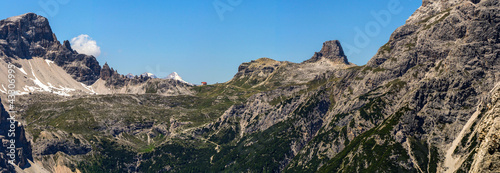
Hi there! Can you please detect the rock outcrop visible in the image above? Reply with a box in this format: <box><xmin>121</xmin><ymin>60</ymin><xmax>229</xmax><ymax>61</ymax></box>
<box><xmin>94</xmin><ymin>62</ymin><xmax>193</xmax><ymax>95</ymax></box>
<box><xmin>469</xmin><ymin>83</ymin><xmax>500</xmax><ymax>173</ymax></box>
<box><xmin>230</xmin><ymin>41</ymin><xmax>355</xmax><ymax>89</ymax></box>
<box><xmin>0</xmin><ymin>13</ymin><xmax>101</xmax><ymax>85</ymax></box>
<box><xmin>304</xmin><ymin>40</ymin><xmax>349</xmax><ymax>64</ymax></box>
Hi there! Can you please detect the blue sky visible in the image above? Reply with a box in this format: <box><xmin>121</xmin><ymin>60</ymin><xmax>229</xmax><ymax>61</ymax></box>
<box><xmin>0</xmin><ymin>1</ymin><xmax>421</xmax><ymax>84</ymax></box>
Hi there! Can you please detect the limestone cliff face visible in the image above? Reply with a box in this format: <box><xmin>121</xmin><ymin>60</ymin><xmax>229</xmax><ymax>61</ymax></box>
<box><xmin>468</xmin><ymin>83</ymin><xmax>500</xmax><ymax>172</ymax></box>
<box><xmin>208</xmin><ymin>0</ymin><xmax>500</xmax><ymax>172</ymax></box>
<box><xmin>0</xmin><ymin>13</ymin><xmax>101</xmax><ymax>85</ymax></box>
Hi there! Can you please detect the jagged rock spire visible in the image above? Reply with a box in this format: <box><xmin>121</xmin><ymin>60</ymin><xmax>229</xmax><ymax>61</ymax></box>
<box><xmin>100</xmin><ymin>62</ymin><xmax>113</xmax><ymax>80</ymax></box>
<box><xmin>63</xmin><ymin>40</ymin><xmax>74</xmax><ymax>52</ymax></box>
<box><xmin>304</xmin><ymin>40</ymin><xmax>349</xmax><ymax>64</ymax></box>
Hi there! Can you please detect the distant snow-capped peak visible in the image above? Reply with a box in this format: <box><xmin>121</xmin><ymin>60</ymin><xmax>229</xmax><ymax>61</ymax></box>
<box><xmin>165</xmin><ymin>72</ymin><xmax>191</xmax><ymax>85</ymax></box>
<box><xmin>125</xmin><ymin>73</ymin><xmax>135</xmax><ymax>79</ymax></box>
<box><xmin>166</xmin><ymin>72</ymin><xmax>181</xmax><ymax>80</ymax></box>
<box><xmin>140</xmin><ymin>72</ymin><xmax>157</xmax><ymax>78</ymax></box>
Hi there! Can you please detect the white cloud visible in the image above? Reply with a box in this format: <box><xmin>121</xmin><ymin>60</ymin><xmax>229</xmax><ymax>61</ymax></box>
<box><xmin>70</xmin><ymin>34</ymin><xmax>101</xmax><ymax>57</ymax></box>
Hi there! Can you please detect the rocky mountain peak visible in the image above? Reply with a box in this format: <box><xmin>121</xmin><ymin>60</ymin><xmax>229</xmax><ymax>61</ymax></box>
<box><xmin>166</xmin><ymin>72</ymin><xmax>179</xmax><ymax>79</ymax></box>
<box><xmin>125</xmin><ymin>73</ymin><xmax>135</xmax><ymax>79</ymax></box>
<box><xmin>63</xmin><ymin>40</ymin><xmax>73</xmax><ymax>52</ymax></box>
<box><xmin>100</xmin><ymin>62</ymin><xmax>113</xmax><ymax>81</ymax></box>
<box><xmin>1</xmin><ymin>12</ymin><xmax>55</xmax><ymax>41</ymax></box>
<box><xmin>408</xmin><ymin>0</ymin><xmax>487</xmax><ymax>24</ymax></box>
<box><xmin>235</xmin><ymin>58</ymin><xmax>281</xmax><ymax>75</ymax></box>
<box><xmin>320</xmin><ymin>40</ymin><xmax>345</xmax><ymax>57</ymax></box>
<box><xmin>3</xmin><ymin>13</ymin><xmax>52</xmax><ymax>33</ymax></box>
<box><xmin>304</xmin><ymin>40</ymin><xmax>349</xmax><ymax>64</ymax></box>
<box><xmin>141</xmin><ymin>72</ymin><xmax>157</xmax><ymax>79</ymax></box>
<box><xmin>5</xmin><ymin>12</ymin><xmax>38</xmax><ymax>21</ymax></box>
<box><xmin>0</xmin><ymin>13</ymin><xmax>56</xmax><ymax>59</ymax></box>
<box><xmin>423</xmin><ymin>0</ymin><xmax>481</xmax><ymax>6</ymax></box>
<box><xmin>0</xmin><ymin>13</ymin><xmax>102</xmax><ymax>85</ymax></box>
<box><xmin>165</xmin><ymin>72</ymin><xmax>191</xmax><ymax>84</ymax></box>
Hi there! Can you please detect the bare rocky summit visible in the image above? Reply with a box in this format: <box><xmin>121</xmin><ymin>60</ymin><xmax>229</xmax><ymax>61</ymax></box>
<box><xmin>0</xmin><ymin>13</ymin><xmax>101</xmax><ymax>85</ymax></box>
<box><xmin>304</xmin><ymin>40</ymin><xmax>349</xmax><ymax>65</ymax></box>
